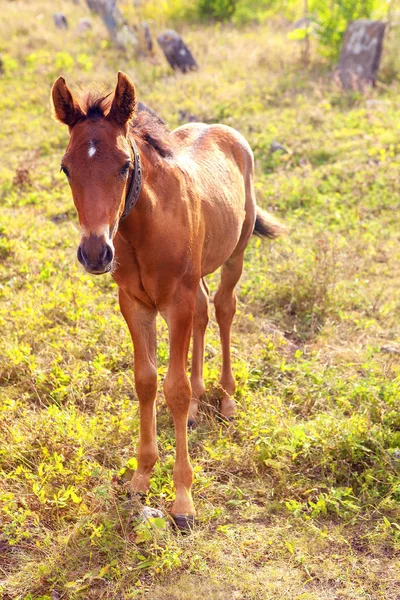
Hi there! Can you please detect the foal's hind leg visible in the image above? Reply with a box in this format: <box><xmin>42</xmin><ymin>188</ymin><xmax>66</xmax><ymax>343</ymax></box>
<box><xmin>214</xmin><ymin>252</ymin><xmax>244</xmax><ymax>420</ymax></box>
<box><xmin>189</xmin><ymin>278</ymin><xmax>209</xmax><ymax>427</ymax></box>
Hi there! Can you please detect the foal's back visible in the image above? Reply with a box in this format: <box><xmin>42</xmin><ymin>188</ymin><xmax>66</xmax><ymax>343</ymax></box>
<box><xmin>171</xmin><ymin>122</ymin><xmax>257</xmax><ymax>276</ymax></box>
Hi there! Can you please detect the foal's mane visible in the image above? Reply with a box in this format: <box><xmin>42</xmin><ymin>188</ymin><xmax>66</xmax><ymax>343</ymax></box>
<box><xmin>80</xmin><ymin>91</ymin><xmax>173</xmax><ymax>159</ymax></box>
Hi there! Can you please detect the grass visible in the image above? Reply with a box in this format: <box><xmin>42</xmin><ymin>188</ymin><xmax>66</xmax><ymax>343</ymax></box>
<box><xmin>1</xmin><ymin>1</ymin><xmax>400</xmax><ymax>599</ymax></box>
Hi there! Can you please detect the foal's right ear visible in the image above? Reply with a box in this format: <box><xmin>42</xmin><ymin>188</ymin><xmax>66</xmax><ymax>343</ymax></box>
<box><xmin>51</xmin><ymin>77</ymin><xmax>84</xmax><ymax>128</ymax></box>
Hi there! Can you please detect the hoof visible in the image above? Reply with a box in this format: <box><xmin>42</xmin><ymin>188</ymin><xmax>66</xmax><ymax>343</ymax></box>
<box><xmin>187</xmin><ymin>418</ymin><xmax>197</xmax><ymax>430</ymax></box>
<box><xmin>172</xmin><ymin>514</ymin><xmax>195</xmax><ymax>532</ymax></box>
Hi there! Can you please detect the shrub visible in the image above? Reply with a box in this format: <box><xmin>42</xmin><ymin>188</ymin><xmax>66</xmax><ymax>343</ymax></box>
<box><xmin>309</xmin><ymin>0</ymin><xmax>385</xmax><ymax>60</ymax></box>
<box><xmin>197</xmin><ymin>0</ymin><xmax>237</xmax><ymax>21</ymax></box>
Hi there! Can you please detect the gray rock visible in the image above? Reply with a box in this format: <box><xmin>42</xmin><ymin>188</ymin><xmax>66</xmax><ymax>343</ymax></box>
<box><xmin>77</xmin><ymin>18</ymin><xmax>92</xmax><ymax>33</ymax></box>
<box><xmin>140</xmin><ymin>506</ymin><xmax>164</xmax><ymax>522</ymax></box>
<box><xmin>381</xmin><ymin>344</ymin><xmax>400</xmax><ymax>355</ymax></box>
<box><xmin>157</xmin><ymin>30</ymin><xmax>198</xmax><ymax>73</ymax></box>
<box><xmin>53</xmin><ymin>13</ymin><xmax>68</xmax><ymax>29</ymax></box>
<box><xmin>270</xmin><ymin>140</ymin><xmax>289</xmax><ymax>154</ymax></box>
<box><xmin>337</xmin><ymin>20</ymin><xmax>386</xmax><ymax>90</ymax></box>
<box><xmin>86</xmin><ymin>0</ymin><xmax>138</xmax><ymax>47</ymax></box>
<box><xmin>142</xmin><ymin>21</ymin><xmax>153</xmax><ymax>53</ymax></box>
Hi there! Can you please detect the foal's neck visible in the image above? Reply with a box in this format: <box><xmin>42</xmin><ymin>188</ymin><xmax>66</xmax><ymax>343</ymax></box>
<box><xmin>130</xmin><ymin>134</ymin><xmax>177</xmax><ymax>211</ymax></box>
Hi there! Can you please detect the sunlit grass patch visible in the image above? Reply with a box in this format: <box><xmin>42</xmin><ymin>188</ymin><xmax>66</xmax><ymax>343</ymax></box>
<box><xmin>1</xmin><ymin>1</ymin><xmax>400</xmax><ymax>598</ymax></box>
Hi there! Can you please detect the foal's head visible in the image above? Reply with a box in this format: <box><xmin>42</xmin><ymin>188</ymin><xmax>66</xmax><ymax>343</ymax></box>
<box><xmin>51</xmin><ymin>72</ymin><xmax>136</xmax><ymax>274</ymax></box>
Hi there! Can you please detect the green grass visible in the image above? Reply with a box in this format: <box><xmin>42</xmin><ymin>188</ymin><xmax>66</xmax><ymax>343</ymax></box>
<box><xmin>1</xmin><ymin>1</ymin><xmax>400</xmax><ymax>599</ymax></box>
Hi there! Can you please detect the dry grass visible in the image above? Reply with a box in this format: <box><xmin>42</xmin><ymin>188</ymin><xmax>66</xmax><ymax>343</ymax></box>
<box><xmin>1</xmin><ymin>1</ymin><xmax>400</xmax><ymax>599</ymax></box>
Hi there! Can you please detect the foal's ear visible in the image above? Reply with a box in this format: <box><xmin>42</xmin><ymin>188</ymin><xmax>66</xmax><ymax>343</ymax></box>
<box><xmin>51</xmin><ymin>77</ymin><xmax>84</xmax><ymax>128</ymax></box>
<box><xmin>108</xmin><ymin>71</ymin><xmax>137</xmax><ymax>128</ymax></box>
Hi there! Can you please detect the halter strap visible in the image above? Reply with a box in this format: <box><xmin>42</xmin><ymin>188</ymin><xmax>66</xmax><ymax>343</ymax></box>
<box><xmin>120</xmin><ymin>137</ymin><xmax>142</xmax><ymax>222</ymax></box>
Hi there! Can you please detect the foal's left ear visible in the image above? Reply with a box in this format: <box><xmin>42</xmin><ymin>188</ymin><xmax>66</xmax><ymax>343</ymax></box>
<box><xmin>108</xmin><ymin>71</ymin><xmax>137</xmax><ymax>129</ymax></box>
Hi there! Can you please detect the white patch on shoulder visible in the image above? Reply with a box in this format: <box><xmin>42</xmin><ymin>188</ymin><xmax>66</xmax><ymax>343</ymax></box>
<box><xmin>88</xmin><ymin>141</ymin><xmax>96</xmax><ymax>158</ymax></box>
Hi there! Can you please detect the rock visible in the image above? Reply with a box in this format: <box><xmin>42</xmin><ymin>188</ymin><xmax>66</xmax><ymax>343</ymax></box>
<box><xmin>140</xmin><ymin>506</ymin><xmax>164</xmax><ymax>522</ymax></box>
<box><xmin>85</xmin><ymin>0</ymin><xmax>136</xmax><ymax>47</ymax></box>
<box><xmin>270</xmin><ymin>140</ymin><xmax>290</xmax><ymax>154</ymax></box>
<box><xmin>77</xmin><ymin>18</ymin><xmax>92</xmax><ymax>33</ymax></box>
<box><xmin>53</xmin><ymin>13</ymin><xmax>68</xmax><ymax>29</ymax></box>
<box><xmin>157</xmin><ymin>30</ymin><xmax>198</xmax><ymax>73</ymax></box>
<box><xmin>337</xmin><ymin>20</ymin><xmax>386</xmax><ymax>90</ymax></box>
<box><xmin>86</xmin><ymin>0</ymin><xmax>102</xmax><ymax>13</ymax></box>
<box><xmin>142</xmin><ymin>21</ymin><xmax>153</xmax><ymax>53</ymax></box>
<box><xmin>381</xmin><ymin>344</ymin><xmax>400</xmax><ymax>355</ymax></box>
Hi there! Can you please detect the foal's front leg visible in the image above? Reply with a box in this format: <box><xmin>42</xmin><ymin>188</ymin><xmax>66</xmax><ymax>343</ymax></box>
<box><xmin>119</xmin><ymin>290</ymin><xmax>158</xmax><ymax>494</ymax></box>
<box><xmin>163</xmin><ymin>291</ymin><xmax>196</xmax><ymax>528</ymax></box>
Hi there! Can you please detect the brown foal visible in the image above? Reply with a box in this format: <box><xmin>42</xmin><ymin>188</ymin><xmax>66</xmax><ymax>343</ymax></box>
<box><xmin>51</xmin><ymin>72</ymin><xmax>285</xmax><ymax>529</ymax></box>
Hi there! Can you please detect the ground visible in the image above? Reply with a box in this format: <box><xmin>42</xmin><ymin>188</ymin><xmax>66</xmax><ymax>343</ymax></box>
<box><xmin>1</xmin><ymin>2</ymin><xmax>400</xmax><ymax>599</ymax></box>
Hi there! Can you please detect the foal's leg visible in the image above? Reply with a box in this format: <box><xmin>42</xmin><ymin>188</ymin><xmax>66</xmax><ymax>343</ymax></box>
<box><xmin>189</xmin><ymin>278</ymin><xmax>209</xmax><ymax>427</ymax></box>
<box><xmin>214</xmin><ymin>252</ymin><xmax>244</xmax><ymax>420</ymax></box>
<box><xmin>119</xmin><ymin>290</ymin><xmax>158</xmax><ymax>494</ymax></box>
<box><xmin>163</xmin><ymin>291</ymin><xmax>196</xmax><ymax>526</ymax></box>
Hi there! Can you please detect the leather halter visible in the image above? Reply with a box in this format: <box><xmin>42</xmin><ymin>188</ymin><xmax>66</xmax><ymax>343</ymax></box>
<box><xmin>120</xmin><ymin>137</ymin><xmax>142</xmax><ymax>222</ymax></box>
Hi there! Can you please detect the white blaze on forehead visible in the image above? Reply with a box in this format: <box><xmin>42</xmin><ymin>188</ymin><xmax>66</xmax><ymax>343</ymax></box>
<box><xmin>88</xmin><ymin>141</ymin><xmax>96</xmax><ymax>158</ymax></box>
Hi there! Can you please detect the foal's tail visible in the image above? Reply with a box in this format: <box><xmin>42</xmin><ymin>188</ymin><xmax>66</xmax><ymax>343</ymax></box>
<box><xmin>253</xmin><ymin>206</ymin><xmax>287</xmax><ymax>239</ymax></box>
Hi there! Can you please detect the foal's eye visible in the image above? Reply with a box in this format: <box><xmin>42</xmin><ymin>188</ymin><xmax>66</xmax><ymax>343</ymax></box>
<box><xmin>120</xmin><ymin>161</ymin><xmax>132</xmax><ymax>176</ymax></box>
<box><xmin>60</xmin><ymin>165</ymin><xmax>70</xmax><ymax>178</ymax></box>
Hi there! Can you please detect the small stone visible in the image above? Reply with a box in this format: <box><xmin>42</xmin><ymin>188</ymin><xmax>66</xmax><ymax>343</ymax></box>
<box><xmin>381</xmin><ymin>344</ymin><xmax>400</xmax><ymax>355</ymax></box>
<box><xmin>142</xmin><ymin>22</ymin><xmax>153</xmax><ymax>53</ymax></box>
<box><xmin>77</xmin><ymin>18</ymin><xmax>92</xmax><ymax>33</ymax></box>
<box><xmin>53</xmin><ymin>13</ymin><xmax>68</xmax><ymax>29</ymax></box>
<box><xmin>140</xmin><ymin>506</ymin><xmax>164</xmax><ymax>522</ymax></box>
<box><xmin>270</xmin><ymin>140</ymin><xmax>289</xmax><ymax>154</ymax></box>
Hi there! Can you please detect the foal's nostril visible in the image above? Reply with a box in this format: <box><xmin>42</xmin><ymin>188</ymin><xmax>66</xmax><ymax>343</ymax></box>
<box><xmin>103</xmin><ymin>244</ymin><xmax>114</xmax><ymax>266</ymax></box>
<box><xmin>77</xmin><ymin>239</ymin><xmax>113</xmax><ymax>273</ymax></box>
<box><xmin>77</xmin><ymin>245</ymin><xmax>86</xmax><ymax>266</ymax></box>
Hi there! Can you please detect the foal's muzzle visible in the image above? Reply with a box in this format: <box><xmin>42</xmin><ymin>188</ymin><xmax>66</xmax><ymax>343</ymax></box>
<box><xmin>77</xmin><ymin>234</ymin><xmax>114</xmax><ymax>274</ymax></box>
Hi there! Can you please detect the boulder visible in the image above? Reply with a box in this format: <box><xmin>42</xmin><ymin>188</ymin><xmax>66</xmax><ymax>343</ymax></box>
<box><xmin>337</xmin><ymin>20</ymin><xmax>386</xmax><ymax>89</ymax></box>
<box><xmin>157</xmin><ymin>30</ymin><xmax>198</xmax><ymax>73</ymax></box>
<box><xmin>86</xmin><ymin>0</ymin><xmax>137</xmax><ymax>47</ymax></box>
